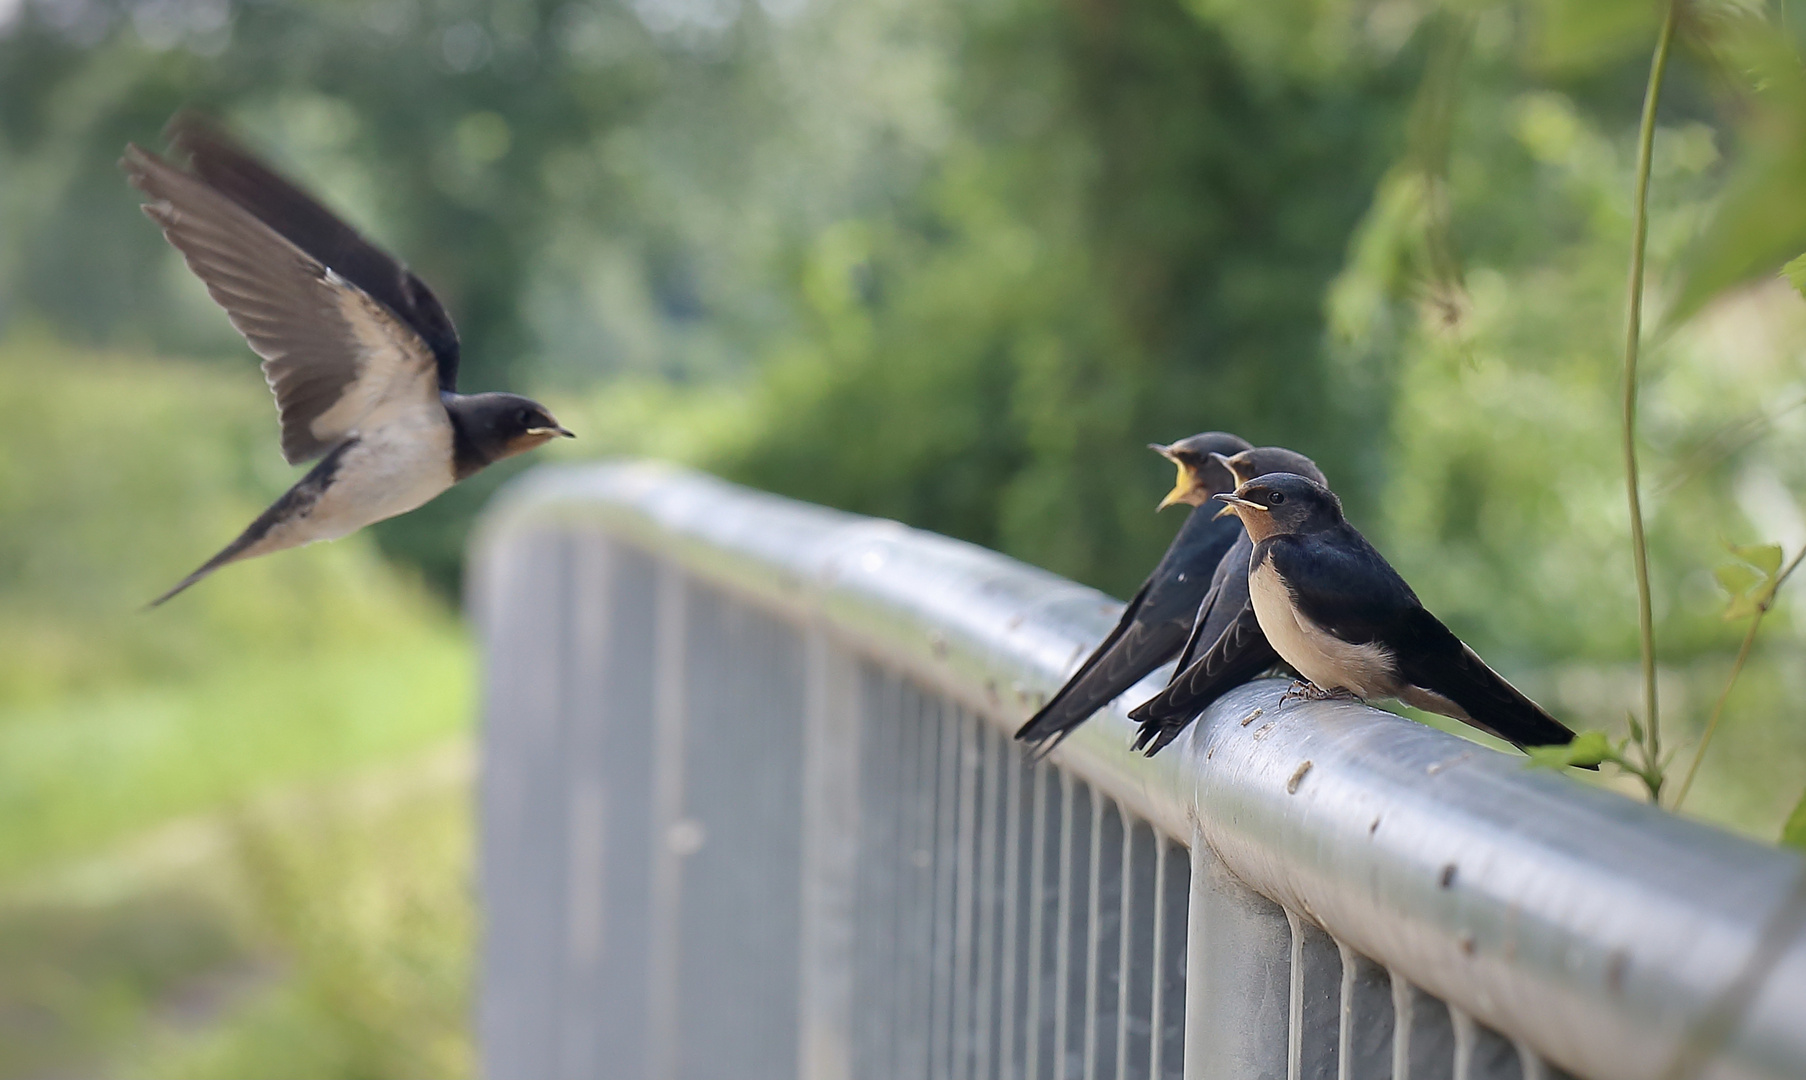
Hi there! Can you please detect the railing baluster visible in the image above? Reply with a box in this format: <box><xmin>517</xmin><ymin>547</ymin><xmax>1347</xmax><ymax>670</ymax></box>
<box><xmin>799</xmin><ymin>631</ymin><xmax>861</xmax><ymax>1080</ymax></box>
<box><xmin>1083</xmin><ymin>793</ymin><xmax>1105</xmax><ymax>1080</ymax></box>
<box><xmin>1391</xmin><ymin>971</ymin><xmax>1456</xmax><ymax>1080</ymax></box>
<box><xmin>932</xmin><ymin>700</ymin><xmax>964</xmax><ymax>1078</ymax></box>
<box><xmin>974</xmin><ymin>725</ymin><xmax>1003</xmax><ymax>1080</ymax></box>
<box><xmin>1285</xmin><ymin>910</ymin><xmax>1339</xmax><ymax>1080</ymax></box>
<box><xmin>953</xmin><ymin>710</ymin><xmax>982</xmax><ymax>1080</ymax></box>
<box><xmin>1454</xmin><ymin>1010</ymin><xmax>1522</xmax><ymax>1080</ymax></box>
<box><xmin>1453</xmin><ymin>1006</ymin><xmax>1474</xmax><ymax>1080</ymax></box>
<box><xmin>1086</xmin><ymin>798</ymin><xmax>1123</xmax><ymax>1080</ymax></box>
<box><xmin>1025</xmin><ymin>763</ymin><xmax>1060</xmax><ymax>1079</ymax></box>
<box><xmin>1155</xmin><ymin>834</ymin><xmax>1189</xmax><ymax>1080</ymax></box>
<box><xmin>1335</xmin><ymin>942</ymin><xmax>1392</xmax><ymax>1080</ymax></box>
<box><xmin>480</xmin><ymin>530</ymin><xmax>570</xmax><ymax>1080</ymax></box>
<box><xmin>1184</xmin><ymin>840</ymin><xmax>1289</xmax><ymax>1080</ymax></box>
<box><xmin>998</xmin><ymin>745</ymin><xmax>1028</xmax><ymax>1080</ymax></box>
<box><xmin>1148</xmin><ymin>839</ymin><xmax>1168</xmax><ymax>1080</ymax></box>
<box><xmin>1052</xmin><ymin>774</ymin><xmax>1079</xmax><ymax>1079</ymax></box>
<box><xmin>856</xmin><ymin>669</ymin><xmax>903</xmax><ymax>1080</ymax></box>
<box><xmin>900</xmin><ymin>684</ymin><xmax>938</xmax><ymax>1080</ymax></box>
<box><xmin>645</xmin><ymin>562</ymin><xmax>688</xmax><ymax>1080</ymax></box>
<box><xmin>1116</xmin><ymin>814</ymin><xmax>1148</xmax><ymax>1080</ymax></box>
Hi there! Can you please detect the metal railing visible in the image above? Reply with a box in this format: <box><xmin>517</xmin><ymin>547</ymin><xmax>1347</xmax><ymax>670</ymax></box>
<box><xmin>471</xmin><ymin>461</ymin><xmax>1806</xmax><ymax>1080</ymax></box>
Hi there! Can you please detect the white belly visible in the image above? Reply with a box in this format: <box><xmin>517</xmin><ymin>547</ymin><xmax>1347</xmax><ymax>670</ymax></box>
<box><xmin>270</xmin><ymin>404</ymin><xmax>455</xmax><ymax>549</ymax></box>
<box><xmin>1248</xmin><ymin>555</ymin><xmax>1398</xmax><ymax>699</ymax></box>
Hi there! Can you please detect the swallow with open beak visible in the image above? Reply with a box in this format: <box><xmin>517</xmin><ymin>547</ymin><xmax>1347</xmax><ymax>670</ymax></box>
<box><xmin>1127</xmin><ymin>446</ymin><xmax>1325</xmax><ymax>754</ymax></box>
<box><xmin>1013</xmin><ymin>432</ymin><xmax>1252</xmax><ymax>753</ymax></box>
<box><xmin>124</xmin><ymin>114</ymin><xmax>575</xmax><ymax>606</ymax></box>
<box><xmin>1209</xmin><ymin>472</ymin><xmax>1581</xmax><ymax>755</ymax></box>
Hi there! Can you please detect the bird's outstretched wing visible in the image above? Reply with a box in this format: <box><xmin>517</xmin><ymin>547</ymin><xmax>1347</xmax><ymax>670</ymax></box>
<box><xmin>167</xmin><ymin>114</ymin><xmax>461</xmax><ymax>394</ymax></box>
<box><xmin>124</xmin><ymin>143</ymin><xmax>440</xmax><ymax>464</ymax></box>
<box><xmin>1391</xmin><ymin>608</ymin><xmax>1579</xmax><ymax>751</ymax></box>
<box><xmin>1128</xmin><ymin>599</ymin><xmax>1277</xmax><ymax>756</ymax></box>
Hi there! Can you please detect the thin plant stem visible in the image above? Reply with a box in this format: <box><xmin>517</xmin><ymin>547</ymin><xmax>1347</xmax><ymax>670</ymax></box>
<box><xmin>1622</xmin><ymin>0</ymin><xmax>1682</xmax><ymax>801</ymax></box>
<box><xmin>1674</xmin><ymin>613</ymin><xmax>1764</xmax><ymax>811</ymax></box>
<box><xmin>1671</xmin><ymin>546</ymin><xmax>1806</xmax><ymax>811</ymax></box>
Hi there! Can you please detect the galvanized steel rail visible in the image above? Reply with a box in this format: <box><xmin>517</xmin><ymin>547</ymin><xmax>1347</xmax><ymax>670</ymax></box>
<box><xmin>472</xmin><ymin>461</ymin><xmax>1806</xmax><ymax>1080</ymax></box>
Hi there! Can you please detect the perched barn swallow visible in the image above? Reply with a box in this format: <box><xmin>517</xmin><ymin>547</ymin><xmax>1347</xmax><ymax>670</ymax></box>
<box><xmin>123</xmin><ymin>116</ymin><xmax>573</xmax><ymax>606</ymax></box>
<box><xmin>1013</xmin><ymin>432</ymin><xmax>1252</xmax><ymax>753</ymax></box>
<box><xmin>1212</xmin><ymin>473</ymin><xmax>1579</xmax><ymax>754</ymax></box>
<box><xmin>1127</xmin><ymin>446</ymin><xmax>1325</xmax><ymax>755</ymax></box>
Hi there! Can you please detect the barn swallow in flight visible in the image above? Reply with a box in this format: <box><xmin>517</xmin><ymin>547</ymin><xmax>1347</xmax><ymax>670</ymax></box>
<box><xmin>1127</xmin><ymin>446</ymin><xmax>1325</xmax><ymax>755</ymax></box>
<box><xmin>124</xmin><ymin>115</ymin><xmax>573</xmax><ymax>606</ymax></box>
<box><xmin>1013</xmin><ymin>431</ymin><xmax>1252</xmax><ymax>753</ymax></box>
<box><xmin>1211</xmin><ymin>473</ymin><xmax>1580</xmax><ymax>755</ymax></box>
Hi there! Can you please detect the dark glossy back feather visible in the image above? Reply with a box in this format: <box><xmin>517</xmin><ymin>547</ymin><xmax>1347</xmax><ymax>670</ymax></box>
<box><xmin>1390</xmin><ymin>608</ymin><xmax>1579</xmax><ymax>750</ymax></box>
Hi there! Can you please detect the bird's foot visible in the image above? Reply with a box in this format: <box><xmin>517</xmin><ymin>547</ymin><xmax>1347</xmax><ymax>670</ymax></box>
<box><xmin>1279</xmin><ymin>680</ymin><xmax>1314</xmax><ymax>706</ymax></box>
<box><xmin>1281</xmin><ymin>680</ymin><xmax>1360</xmax><ymax>706</ymax></box>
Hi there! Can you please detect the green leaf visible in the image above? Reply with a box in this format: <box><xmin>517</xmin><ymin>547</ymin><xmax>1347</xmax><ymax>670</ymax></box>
<box><xmin>1782</xmin><ymin>787</ymin><xmax>1806</xmax><ymax>850</ymax></box>
<box><xmin>1717</xmin><ymin>562</ymin><xmax>1763</xmax><ymax>597</ymax></box>
<box><xmin>1731</xmin><ymin>542</ymin><xmax>1785</xmax><ymax>578</ymax></box>
<box><xmin>1725</xmin><ymin>593</ymin><xmax>1764</xmax><ymax>621</ymax></box>
<box><xmin>1785</xmin><ymin>253</ymin><xmax>1806</xmax><ymax>300</ymax></box>
<box><xmin>1526</xmin><ymin>730</ymin><xmax>1614</xmax><ymax>770</ymax></box>
<box><xmin>1565</xmin><ymin>730</ymin><xmax>1614</xmax><ymax>767</ymax></box>
<box><xmin>1627</xmin><ymin>711</ymin><xmax>1645</xmax><ymax>743</ymax></box>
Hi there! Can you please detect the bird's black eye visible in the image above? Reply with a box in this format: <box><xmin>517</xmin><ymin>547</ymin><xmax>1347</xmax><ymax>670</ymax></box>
<box><xmin>1267</xmin><ymin>490</ymin><xmax>1286</xmax><ymax>505</ymax></box>
<box><xmin>518</xmin><ymin>408</ymin><xmax>533</xmax><ymax>426</ymax></box>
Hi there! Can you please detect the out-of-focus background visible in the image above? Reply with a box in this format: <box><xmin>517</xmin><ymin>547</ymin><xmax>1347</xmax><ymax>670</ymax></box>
<box><xmin>5</xmin><ymin>0</ymin><xmax>1806</xmax><ymax>1073</ymax></box>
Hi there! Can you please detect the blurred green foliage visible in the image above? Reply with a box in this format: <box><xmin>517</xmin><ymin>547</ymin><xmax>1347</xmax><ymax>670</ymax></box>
<box><xmin>11</xmin><ymin>0</ymin><xmax>1806</xmax><ymax>1072</ymax></box>
<box><xmin>0</xmin><ymin>335</ymin><xmax>472</xmax><ymax>1076</ymax></box>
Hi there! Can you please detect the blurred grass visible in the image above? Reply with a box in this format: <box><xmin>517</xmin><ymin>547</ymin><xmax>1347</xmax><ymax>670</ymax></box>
<box><xmin>0</xmin><ymin>335</ymin><xmax>477</xmax><ymax>1077</ymax></box>
<box><xmin>0</xmin><ymin>634</ymin><xmax>468</xmax><ymax>880</ymax></box>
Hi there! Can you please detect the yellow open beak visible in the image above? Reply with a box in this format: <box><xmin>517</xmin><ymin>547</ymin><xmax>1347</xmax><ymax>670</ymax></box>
<box><xmin>526</xmin><ymin>426</ymin><xmax>577</xmax><ymax>438</ymax></box>
<box><xmin>1150</xmin><ymin>443</ymin><xmax>1199</xmax><ymax>511</ymax></box>
<box><xmin>1157</xmin><ymin>463</ymin><xmax>1200</xmax><ymax>511</ymax></box>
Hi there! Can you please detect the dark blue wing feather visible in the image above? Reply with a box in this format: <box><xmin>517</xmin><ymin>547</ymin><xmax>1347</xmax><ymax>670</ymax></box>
<box><xmin>1015</xmin><ymin>507</ymin><xmax>1242</xmax><ymax>750</ymax></box>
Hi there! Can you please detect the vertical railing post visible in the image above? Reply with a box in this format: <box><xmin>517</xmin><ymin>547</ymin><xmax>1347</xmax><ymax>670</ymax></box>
<box><xmin>646</xmin><ymin>561</ymin><xmax>689</xmax><ymax>1080</ymax></box>
<box><xmin>557</xmin><ymin>536</ymin><xmax>613</xmax><ymax>1080</ymax></box>
<box><xmin>1183</xmin><ymin>839</ymin><xmax>1290</xmax><ymax>1080</ymax></box>
<box><xmin>799</xmin><ymin>627</ymin><xmax>863</xmax><ymax>1080</ymax></box>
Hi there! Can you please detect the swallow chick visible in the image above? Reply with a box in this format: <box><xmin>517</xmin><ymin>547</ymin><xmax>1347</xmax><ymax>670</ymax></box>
<box><xmin>1013</xmin><ymin>431</ymin><xmax>1252</xmax><ymax>753</ymax></box>
<box><xmin>1213</xmin><ymin>472</ymin><xmax>1580</xmax><ymax>755</ymax></box>
<box><xmin>1127</xmin><ymin>446</ymin><xmax>1325</xmax><ymax>755</ymax></box>
<box><xmin>123</xmin><ymin>115</ymin><xmax>574</xmax><ymax>606</ymax></box>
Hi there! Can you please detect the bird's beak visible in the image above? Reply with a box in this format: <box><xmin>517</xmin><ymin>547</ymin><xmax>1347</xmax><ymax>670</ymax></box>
<box><xmin>1213</xmin><ymin>493</ymin><xmax>1269</xmax><ymax>514</ymax></box>
<box><xmin>1206</xmin><ymin>452</ymin><xmax>1243</xmax><ymax>517</ymax></box>
<box><xmin>1209</xmin><ymin>451</ymin><xmax>1252</xmax><ymax>486</ymax></box>
<box><xmin>1157</xmin><ymin>469</ymin><xmax>1200</xmax><ymax>511</ymax></box>
<box><xmin>527</xmin><ymin>426</ymin><xmax>577</xmax><ymax>439</ymax></box>
<box><xmin>1151</xmin><ymin>445</ymin><xmax>1200</xmax><ymax>511</ymax></box>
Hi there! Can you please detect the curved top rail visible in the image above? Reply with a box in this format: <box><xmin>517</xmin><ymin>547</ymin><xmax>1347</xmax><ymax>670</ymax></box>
<box><xmin>476</xmin><ymin>460</ymin><xmax>1806</xmax><ymax>1080</ymax></box>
